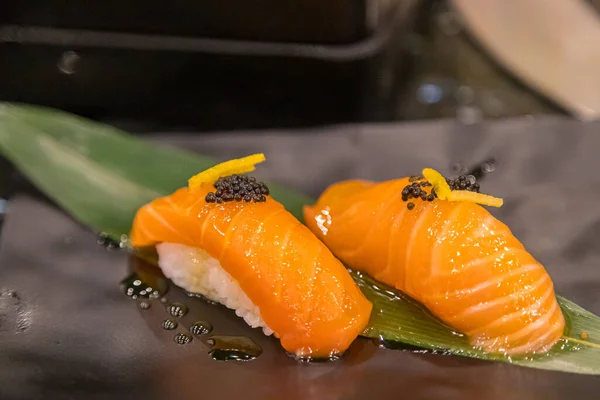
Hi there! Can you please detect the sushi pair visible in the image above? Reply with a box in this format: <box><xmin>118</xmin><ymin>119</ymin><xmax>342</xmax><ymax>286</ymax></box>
<box><xmin>130</xmin><ymin>154</ymin><xmax>564</xmax><ymax>358</ymax></box>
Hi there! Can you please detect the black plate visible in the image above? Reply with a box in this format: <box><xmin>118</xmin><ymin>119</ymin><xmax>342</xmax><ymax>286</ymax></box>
<box><xmin>1</xmin><ymin>118</ymin><xmax>600</xmax><ymax>399</ymax></box>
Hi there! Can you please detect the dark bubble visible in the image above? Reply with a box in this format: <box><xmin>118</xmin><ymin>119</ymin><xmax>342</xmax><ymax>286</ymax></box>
<box><xmin>190</xmin><ymin>321</ymin><xmax>213</xmax><ymax>336</ymax></box>
<box><xmin>167</xmin><ymin>303</ymin><xmax>188</xmax><ymax>318</ymax></box>
<box><xmin>162</xmin><ymin>319</ymin><xmax>178</xmax><ymax>330</ymax></box>
<box><xmin>174</xmin><ymin>332</ymin><xmax>193</xmax><ymax>345</ymax></box>
<box><xmin>120</xmin><ymin>273</ymin><xmax>165</xmax><ymax>300</ymax></box>
<box><xmin>96</xmin><ymin>232</ymin><xmax>121</xmax><ymax>250</ymax></box>
<box><xmin>481</xmin><ymin>161</ymin><xmax>496</xmax><ymax>173</ymax></box>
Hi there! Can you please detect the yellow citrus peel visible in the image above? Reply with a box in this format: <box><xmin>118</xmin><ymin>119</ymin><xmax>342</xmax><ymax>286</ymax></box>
<box><xmin>421</xmin><ymin>167</ymin><xmax>503</xmax><ymax>208</ymax></box>
<box><xmin>446</xmin><ymin>190</ymin><xmax>503</xmax><ymax>207</ymax></box>
<box><xmin>422</xmin><ymin>168</ymin><xmax>452</xmax><ymax>200</ymax></box>
<box><xmin>188</xmin><ymin>153</ymin><xmax>266</xmax><ymax>190</ymax></box>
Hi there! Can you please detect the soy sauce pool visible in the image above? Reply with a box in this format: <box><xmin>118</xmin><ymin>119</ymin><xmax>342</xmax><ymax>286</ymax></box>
<box><xmin>207</xmin><ymin>336</ymin><xmax>263</xmax><ymax>361</ymax></box>
<box><xmin>120</xmin><ymin>255</ymin><xmax>264</xmax><ymax>362</ymax></box>
<box><xmin>118</xmin><ymin>255</ymin><xmax>471</xmax><ymax>366</ymax></box>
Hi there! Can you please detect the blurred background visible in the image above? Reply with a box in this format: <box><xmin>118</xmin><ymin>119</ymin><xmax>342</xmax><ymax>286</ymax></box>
<box><xmin>3</xmin><ymin>0</ymin><xmax>600</xmax><ymax>133</ymax></box>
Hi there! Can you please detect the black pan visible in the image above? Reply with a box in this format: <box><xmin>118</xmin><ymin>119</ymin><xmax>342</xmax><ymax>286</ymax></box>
<box><xmin>1</xmin><ymin>118</ymin><xmax>599</xmax><ymax>399</ymax></box>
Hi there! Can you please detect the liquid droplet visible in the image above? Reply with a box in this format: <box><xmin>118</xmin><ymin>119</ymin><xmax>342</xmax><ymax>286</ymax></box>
<box><xmin>288</xmin><ymin>352</ymin><xmax>342</xmax><ymax>363</ymax></box>
<box><xmin>138</xmin><ymin>301</ymin><xmax>151</xmax><ymax>310</ymax></box>
<box><xmin>190</xmin><ymin>321</ymin><xmax>212</xmax><ymax>336</ymax></box>
<box><xmin>174</xmin><ymin>332</ymin><xmax>192</xmax><ymax>345</ymax></box>
<box><xmin>374</xmin><ymin>338</ymin><xmax>426</xmax><ymax>351</ymax></box>
<box><xmin>97</xmin><ymin>232</ymin><xmax>121</xmax><ymax>250</ymax></box>
<box><xmin>119</xmin><ymin>234</ymin><xmax>130</xmax><ymax>249</ymax></box>
<box><xmin>207</xmin><ymin>336</ymin><xmax>262</xmax><ymax>361</ymax></box>
<box><xmin>167</xmin><ymin>303</ymin><xmax>188</xmax><ymax>318</ymax></box>
<box><xmin>481</xmin><ymin>161</ymin><xmax>496</xmax><ymax>173</ymax></box>
<box><xmin>162</xmin><ymin>319</ymin><xmax>178</xmax><ymax>330</ymax></box>
<box><xmin>120</xmin><ymin>273</ymin><xmax>164</xmax><ymax>300</ymax></box>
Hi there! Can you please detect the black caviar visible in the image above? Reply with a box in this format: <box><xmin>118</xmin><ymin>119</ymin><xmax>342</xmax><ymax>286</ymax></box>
<box><xmin>445</xmin><ymin>175</ymin><xmax>480</xmax><ymax>193</ymax></box>
<box><xmin>400</xmin><ymin>173</ymin><xmax>481</xmax><ymax>210</ymax></box>
<box><xmin>205</xmin><ymin>174</ymin><xmax>269</xmax><ymax>204</ymax></box>
<box><xmin>400</xmin><ymin>175</ymin><xmax>431</xmax><ymax>210</ymax></box>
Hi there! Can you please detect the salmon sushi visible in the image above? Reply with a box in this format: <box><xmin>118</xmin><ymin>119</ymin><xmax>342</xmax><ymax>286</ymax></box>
<box><xmin>130</xmin><ymin>154</ymin><xmax>372</xmax><ymax>358</ymax></box>
<box><xmin>303</xmin><ymin>168</ymin><xmax>565</xmax><ymax>355</ymax></box>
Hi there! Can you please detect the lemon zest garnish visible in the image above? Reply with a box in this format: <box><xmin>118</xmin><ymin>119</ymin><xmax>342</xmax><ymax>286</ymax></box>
<box><xmin>422</xmin><ymin>168</ymin><xmax>452</xmax><ymax>200</ymax></box>
<box><xmin>446</xmin><ymin>190</ymin><xmax>504</xmax><ymax>208</ymax></box>
<box><xmin>188</xmin><ymin>153</ymin><xmax>266</xmax><ymax>190</ymax></box>
<box><xmin>421</xmin><ymin>167</ymin><xmax>503</xmax><ymax>208</ymax></box>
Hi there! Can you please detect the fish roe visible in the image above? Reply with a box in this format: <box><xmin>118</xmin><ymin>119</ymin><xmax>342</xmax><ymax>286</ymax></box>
<box><xmin>401</xmin><ymin>171</ymin><xmax>483</xmax><ymax>210</ymax></box>
<box><xmin>205</xmin><ymin>174</ymin><xmax>270</xmax><ymax>204</ymax></box>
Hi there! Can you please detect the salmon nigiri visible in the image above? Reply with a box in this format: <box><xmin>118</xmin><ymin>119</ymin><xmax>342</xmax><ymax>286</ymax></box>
<box><xmin>303</xmin><ymin>168</ymin><xmax>565</xmax><ymax>355</ymax></box>
<box><xmin>130</xmin><ymin>154</ymin><xmax>372</xmax><ymax>358</ymax></box>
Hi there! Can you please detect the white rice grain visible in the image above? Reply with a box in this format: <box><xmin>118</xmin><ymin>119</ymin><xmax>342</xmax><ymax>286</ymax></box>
<box><xmin>156</xmin><ymin>242</ymin><xmax>274</xmax><ymax>336</ymax></box>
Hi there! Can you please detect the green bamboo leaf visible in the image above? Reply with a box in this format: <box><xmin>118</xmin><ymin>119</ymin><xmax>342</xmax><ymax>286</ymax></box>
<box><xmin>0</xmin><ymin>103</ymin><xmax>311</xmax><ymax>236</ymax></box>
<box><xmin>1</xmin><ymin>103</ymin><xmax>599</xmax><ymax>375</ymax></box>
<box><xmin>354</xmin><ymin>271</ymin><xmax>600</xmax><ymax>374</ymax></box>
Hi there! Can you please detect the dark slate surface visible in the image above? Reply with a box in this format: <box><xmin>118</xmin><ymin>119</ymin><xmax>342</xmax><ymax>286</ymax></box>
<box><xmin>1</xmin><ymin>117</ymin><xmax>600</xmax><ymax>399</ymax></box>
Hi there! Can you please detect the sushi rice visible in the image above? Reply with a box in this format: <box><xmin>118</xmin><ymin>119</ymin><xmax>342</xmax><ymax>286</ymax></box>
<box><xmin>157</xmin><ymin>242</ymin><xmax>274</xmax><ymax>336</ymax></box>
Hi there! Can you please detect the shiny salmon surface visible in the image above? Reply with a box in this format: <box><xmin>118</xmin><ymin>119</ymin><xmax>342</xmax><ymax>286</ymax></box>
<box><xmin>304</xmin><ymin>178</ymin><xmax>564</xmax><ymax>354</ymax></box>
<box><xmin>130</xmin><ymin>185</ymin><xmax>373</xmax><ymax>358</ymax></box>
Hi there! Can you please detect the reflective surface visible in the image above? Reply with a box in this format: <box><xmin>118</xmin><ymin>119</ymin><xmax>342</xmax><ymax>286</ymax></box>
<box><xmin>2</xmin><ymin>119</ymin><xmax>600</xmax><ymax>399</ymax></box>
